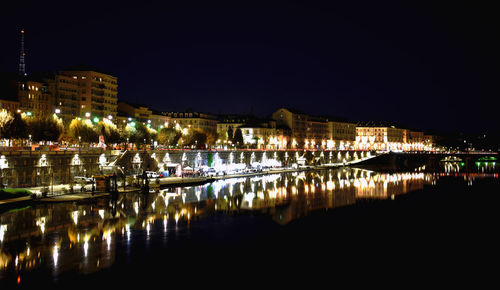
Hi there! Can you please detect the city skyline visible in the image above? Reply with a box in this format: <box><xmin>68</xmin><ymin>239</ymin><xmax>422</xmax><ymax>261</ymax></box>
<box><xmin>0</xmin><ymin>0</ymin><xmax>498</xmax><ymax>135</ymax></box>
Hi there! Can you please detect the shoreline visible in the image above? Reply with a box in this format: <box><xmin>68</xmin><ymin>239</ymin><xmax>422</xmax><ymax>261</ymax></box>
<box><xmin>0</xmin><ymin>155</ymin><xmax>380</xmax><ymax>208</ymax></box>
<box><xmin>0</xmin><ymin>164</ymin><xmax>350</xmax><ymax>208</ymax></box>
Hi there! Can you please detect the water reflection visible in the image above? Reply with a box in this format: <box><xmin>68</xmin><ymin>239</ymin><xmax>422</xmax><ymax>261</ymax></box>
<box><xmin>0</xmin><ymin>167</ymin><xmax>497</xmax><ymax>282</ymax></box>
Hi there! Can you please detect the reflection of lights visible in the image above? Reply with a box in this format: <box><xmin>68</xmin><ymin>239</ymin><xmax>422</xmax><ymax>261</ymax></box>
<box><xmin>107</xmin><ymin>235</ymin><xmax>111</xmax><ymax>250</ymax></box>
<box><xmin>98</xmin><ymin>209</ymin><xmax>105</xmax><ymax>219</ymax></box>
<box><xmin>71</xmin><ymin>211</ymin><xmax>79</xmax><ymax>225</ymax></box>
<box><xmin>84</xmin><ymin>241</ymin><xmax>89</xmax><ymax>257</ymax></box>
<box><xmin>53</xmin><ymin>245</ymin><xmax>59</xmax><ymax>267</ymax></box>
<box><xmin>134</xmin><ymin>202</ymin><xmax>139</xmax><ymax>215</ymax></box>
<box><xmin>0</xmin><ymin>224</ymin><xmax>6</xmax><ymax>242</ymax></box>
<box><xmin>327</xmin><ymin>181</ymin><xmax>334</xmax><ymax>191</ymax></box>
<box><xmin>36</xmin><ymin>217</ymin><xmax>46</xmax><ymax>234</ymax></box>
<box><xmin>243</xmin><ymin>192</ymin><xmax>255</xmax><ymax>208</ymax></box>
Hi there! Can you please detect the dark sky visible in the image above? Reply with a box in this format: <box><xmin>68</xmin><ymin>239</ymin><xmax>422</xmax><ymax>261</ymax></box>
<box><xmin>1</xmin><ymin>0</ymin><xmax>498</xmax><ymax>134</ymax></box>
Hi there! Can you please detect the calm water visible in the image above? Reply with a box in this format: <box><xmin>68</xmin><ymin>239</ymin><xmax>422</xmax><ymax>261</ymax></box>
<box><xmin>1</xmin><ymin>165</ymin><xmax>499</xmax><ymax>287</ymax></box>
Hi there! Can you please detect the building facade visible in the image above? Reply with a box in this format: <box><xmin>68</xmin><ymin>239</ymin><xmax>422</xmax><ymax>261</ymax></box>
<box><xmin>272</xmin><ymin>108</ymin><xmax>310</xmax><ymax>148</ymax></box>
<box><xmin>58</xmin><ymin>69</ymin><xmax>118</xmax><ymax>121</ymax></box>
<box><xmin>355</xmin><ymin>122</ymin><xmax>427</xmax><ymax>151</ymax></box>
<box><xmin>17</xmin><ymin>79</ymin><xmax>53</xmax><ymax>117</ymax></box>
<box><xmin>164</xmin><ymin>111</ymin><xmax>218</xmax><ymax>137</ymax></box>
<box><xmin>43</xmin><ymin>73</ymin><xmax>80</xmax><ymax>123</ymax></box>
<box><xmin>355</xmin><ymin>122</ymin><xmax>405</xmax><ymax>151</ymax></box>
<box><xmin>327</xmin><ymin>120</ymin><xmax>356</xmax><ymax>150</ymax></box>
<box><xmin>117</xmin><ymin>101</ymin><xmax>169</xmax><ymax>131</ymax></box>
<box><xmin>0</xmin><ymin>99</ymin><xmax>19</xmax><ymax>113</ymax></box>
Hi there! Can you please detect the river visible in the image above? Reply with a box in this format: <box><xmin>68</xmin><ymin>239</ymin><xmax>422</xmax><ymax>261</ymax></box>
<box><xmin>1</xmin><ymin>164</ymin><xmax>498</xmax><ymax>287</ymax></box>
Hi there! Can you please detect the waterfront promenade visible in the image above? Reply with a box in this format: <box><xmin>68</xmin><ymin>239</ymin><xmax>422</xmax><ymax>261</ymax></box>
<box><xmin>0</xmin><ymin>154</ymin><xmax>377</xmax><ymax>207</ymax></box>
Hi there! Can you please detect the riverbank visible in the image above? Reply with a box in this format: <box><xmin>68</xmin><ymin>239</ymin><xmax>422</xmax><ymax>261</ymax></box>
<box><xmin>0</xmin><ymin>157</ymin><xmax>377</xmax><ymax>207</ymax></box>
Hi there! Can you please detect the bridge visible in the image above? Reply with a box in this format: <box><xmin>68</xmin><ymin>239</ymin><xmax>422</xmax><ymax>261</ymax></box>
<box><xmin>354</xmin><ymin>151</ymin><xmax>498</xmax><ymax>170</ymax></box>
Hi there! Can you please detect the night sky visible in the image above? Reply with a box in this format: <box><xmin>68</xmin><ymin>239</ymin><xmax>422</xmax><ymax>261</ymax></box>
<box><xmin>1</xmin><ymin>0</ymin><xmax>498</xmax><ymax>134</ymax></box>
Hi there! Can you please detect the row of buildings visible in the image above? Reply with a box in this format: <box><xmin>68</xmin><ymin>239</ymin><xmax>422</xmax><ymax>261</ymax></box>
<box><xmin>1</xmin><ymin>68</ymin><xmax>435</xmax><ymax>151</ymax></box>
<box><xmin>117</xmin><ymin>106</ymin><xmax>435</xmax><ymax>151</ymax></box>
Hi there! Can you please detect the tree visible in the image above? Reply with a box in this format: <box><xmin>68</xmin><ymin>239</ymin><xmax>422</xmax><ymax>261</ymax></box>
<box><xmin>0</xmin><ymin>109</ymin><xmax>14</xmax><ymax>142</ymax></box>
<box><xmin>184</xmin><ymin>129</ymin><xmax>207</xmax><ymax>148</ymax></box>
<box><xmin>217</xmin><ymin>130</ymin><xmax>227</xmax><ymax>143</ymax></box>
<box><xmin>233</xmin><ymin>128</ymin><xmax>244</xmax><ymax>148</ymax></box>
<box><xmin>97</xmin><ymin>119</ymin><xmax>123</xmax><ymax>145</ymax></box>
<box><xmin>25</xmin><ymin>115</ymin><xmax>63</xmax><ymax>143</ymax></box>
<box><xmin>125</xmin><ymin>122</ymin><xmax>157</xmax><ymax>148</ymax></box>
<box><xmin>227</xmin><ymin>126</ymin><xmax>234</xmax><ymax>142</ymax></box>
<box><xmin>157</xmin><ymin>127</ymin><xmax>181</xmax><ymax>147</ymax></box>
<box><xmin>68</xmin><ymin>118</ymin><xmax>98</xmax><ymax>144</ymax></box>
<box><xmin>205</xmin><ymin>131</ymin><xmax>216</xmax><ymax>147</ymax></box>
<box><xmin>0</xmin><ymin>110</ymin><xmax>28</xmax><ymax>145</ymax></box>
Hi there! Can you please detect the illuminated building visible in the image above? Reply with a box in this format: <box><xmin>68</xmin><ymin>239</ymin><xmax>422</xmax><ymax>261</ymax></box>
<box><xmin>0</xmin><ymin>98</ymin><xmax>19</xmax><ymax>113</ymax></box>
<box><xmin>216</xmin><ymin>114</ymin><xmax>254</xmax><ymax>142</ymax></box>
<box><xmin>58</xmin><ymin>66</ymin><xmax>118</xmax><ymax>120</ymax></box>
<box><xmin>355</xmin><ymin>122</ymin><xmax>405</xmax><ymax>151</ymax></box>
<box><xmin>117</xmin><ymin>101</ymin><xmax>169</xmax><ymax>130</ymax></box>
<box><xmin>239</xmin><ymin>120</ymin><xmax>278</xmax><ymax>149</ymax></box>
<box><xmin>41</xmin><ymin>72</ymin><xmax>81</xmax><ymax>123</ymax></box>
<box><xmin>355</xmin><ymin>122</ymin><xmax>428</xmax><ymax>151</ymax></box>
<box><xmin>273</xmin><ymin>108</ymin><xmax>331</xmax><ymax>149</ymax></box>
<box><xmin>409</xmin><ymin>131</ymin><xmax>425</xmax><ymax>151</ymax></box>
<box><xmin>164</xmin><ymin>111</ymin><xmax>218</xmax><ymax>136</ymax></box>
<box><xmin>327</xmin><ymin>117</ymin><xmax>357</xmax><ymax>150</ymax></box>
<box><xmin>305</xmin><ymin>116</ymin><xmax>329</xmax><ymax>149</ymax></box>
<box><xmin>273</xmin><ymin>108</ymin><xmax>359</xmax><ymax>150</ymax></box>
<box><xmin>17</xmin><ymin>78</ymin><xmax>54</xmax><ymax>117</ymax></box>
<box><xmin>272</xmin><ymin>108</ymin><xmax>308</xmax><ymax>148</ymax></box>
<box><xmin>423</xmin><ymin>134</ymin><xmax>437</xmax><ymax>150</ymax></box>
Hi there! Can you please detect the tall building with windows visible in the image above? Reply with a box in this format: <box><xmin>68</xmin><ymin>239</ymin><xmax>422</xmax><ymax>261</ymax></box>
<box><xmin>58</xmin><ymin>67</ymin><xmax>118</xmax><ymax>121</ymax></box>
<box><xmin>40</xmin><ymin>72</ymin><xmax>80</xmax><ymax>123</ymax></box>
